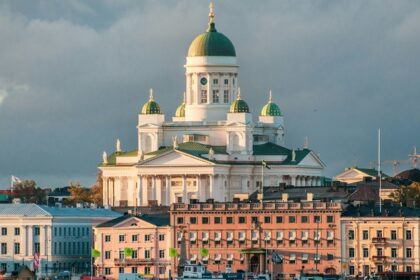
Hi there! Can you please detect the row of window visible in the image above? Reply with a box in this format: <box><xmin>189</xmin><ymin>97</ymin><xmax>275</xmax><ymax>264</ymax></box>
<box><xmin>348</xmin><ymin>229</ymin><xmax>412</xmax><ymax>240</ymax></box>
<box><xmin>105</xmin><ymin>266</ymin><xmax>166</xmax><ymax>276</ymax></box>
<box><xmin>53</xmin><ymin>241</ymin><xmax>90</xmax><ymax>256</ymax></box>
<box><xmin>348</xmin><ymin>247</ymin><xmax>413</xmax><ymax>258</ymax></box>
<box><xmin>105</xmin><ymin>233</ymin><xmax>165</xmax><ymax>243</ymax></box>
<box><xmin>200</xmin><ymin>90</ymin><xmax>230</xmax><ymax>104</ymax></box>
<box><xmin>348</xmin><ymin>265</ymin><xmax>413</xmax><ymax>275</ymax></box>
<box><xmin>105</xmin><ymin>249</ymin><xmax>166</xmax><ymax>260</ymax></box>
<box><xmin>1</xmin><ymin>227</ymin><xmax>22</xmax><ymax>236</ymax></box>
<box><xmin>177</xmin><ymin>215</ymin><xmax>334</xmax><ymax>225</ymax></box>
<box><xmin>0</xmin><ymin>243</ymin><xmax>20</xmax><ymax>255</ymax></box>
<box><xmin>53</xmin><ymin>226</ymin><xmax>90</xmax><ymax>238</ymax></box>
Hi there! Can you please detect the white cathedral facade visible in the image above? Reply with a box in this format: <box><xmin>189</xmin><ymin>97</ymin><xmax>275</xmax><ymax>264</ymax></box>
<box><xmin>99</xmin><ymin>5</ymin><xmax>325</xmax><ymax>207</ymax></box>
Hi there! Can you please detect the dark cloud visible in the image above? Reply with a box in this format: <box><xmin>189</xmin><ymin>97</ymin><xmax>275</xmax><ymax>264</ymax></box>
<box><xmin>0</xmin><ymin>0</ymin><xmax>419</xmax><ymax>187</ymax></box>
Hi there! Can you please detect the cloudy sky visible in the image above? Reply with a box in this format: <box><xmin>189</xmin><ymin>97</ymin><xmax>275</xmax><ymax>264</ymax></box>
<box><xmin>0</xmin><ymin>0</ymin><xmax>419</xmax><ymax>188</ymax></box>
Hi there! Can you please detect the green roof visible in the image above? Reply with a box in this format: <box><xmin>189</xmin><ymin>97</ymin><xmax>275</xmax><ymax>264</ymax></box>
<box><xmin>188</xmin><ymin>22</ymin><xmax>236</xmax><ymax>57</ymax></box>
<box><xmin>229</xmin><ymin>99</ymin><xmax>249</xmax><ymax>113</ymax></box>
<box><xmin>261</xmin><ymin>101</ymin><xmax>282</xmax><ymax>116</ymax></box>
<box><xmin>99</xmin><ymin>149</ymin><xmax>137</xmax><ymax>167</ymax></box>
<box><xmin>141</xmin><ymin>100</ymin><xmax>161</xmax><ymax>114</ymax></box>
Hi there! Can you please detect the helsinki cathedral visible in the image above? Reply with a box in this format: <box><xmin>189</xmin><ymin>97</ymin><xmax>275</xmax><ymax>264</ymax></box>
<box><xmin>99</xmin><ymin>4</ymin><xmax>325</xmax><ymax>207</ymax></box>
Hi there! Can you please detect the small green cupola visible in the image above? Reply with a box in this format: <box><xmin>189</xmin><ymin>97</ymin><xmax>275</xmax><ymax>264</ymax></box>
<box><xmin>261</xmin><ymin>90</ymin><xmax>282</xmax><ymax>116</ymax></box>
<box><xmin>229</xmin><ymin>88</ymin><xmax>250</xmax><ymax>113</ymax></box>
<box><xmin>187</xmin><ymin>2</ymin><xmax>236</xmax><ymax>57</ymax></box>
<box><xmin>174</xmin><ymin>92</ymin><xmax>186</xmax><ymax>118</ymax></box>
<box><xmin>141</xmin><ymin>88</ymin><xmax>161</xmax><ymax>114</ymax></box>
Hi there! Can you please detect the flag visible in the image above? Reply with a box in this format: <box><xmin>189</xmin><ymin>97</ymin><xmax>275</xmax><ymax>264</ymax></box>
<box><xmin>272</xmin><ymin>251</ymin><xmax>283</xmax><ymax>264</ymax></box>
<box><xmin>33</xmin><ymin>252</ymin><xmax>40</xmax><ymax>270</ymax></box>
<box><xmin>169</xmin><ymin>248</ymin><xmax>178</xmax><ymax>258</ymax></box>
<box><xmin>91</xmin><ymin>248</ymin><xmax>101</xmax><ymax>258</ymax></box>
<box><xmin>262</xmin><ymin>160</ymin><xmax>271</xmax><ymax>169</ymax></box>
<box><xmin>124</xmin><ymin>248</ymin><xmax>133</xmax><ymax>258</ymax></box>
<box><xmin>199</xmin><ymin>248</ymin><xmax>209</xmax><ymax>257</ymax></box>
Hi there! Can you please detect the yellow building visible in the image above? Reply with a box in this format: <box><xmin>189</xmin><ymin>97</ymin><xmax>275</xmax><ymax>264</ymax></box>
<box><xmin>341</xmin><ymin>204</ymin><xmax>420</xmax><ymax>277</ymax></box>
<box><xmin>93</xmin><ymin>214</ymin><xmax>171</xmax><ymax>280</ymax></box>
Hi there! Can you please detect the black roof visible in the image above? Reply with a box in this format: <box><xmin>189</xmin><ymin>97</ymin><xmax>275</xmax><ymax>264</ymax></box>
<box><xmin>395</xmin><ymin>168</ymin><xmax>420</xmax><ymax>183</ymax></box>
<box><xmin>342</xmin><ymin>204</ymin><xmax>420</xmax><ymax>217</ymax></box>
<box><xmin>96</xmin><ymin>213</ymin><xmax>170</xmax><ymax>228</ymax></box>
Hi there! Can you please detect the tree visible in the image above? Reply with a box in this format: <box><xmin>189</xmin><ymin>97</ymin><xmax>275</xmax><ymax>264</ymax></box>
<box><xmin>89</xmin><ymin>172</ymin><xmax>103</xmax><ymax>206</ymax></box>
<box><xmin>68</xmin><ymin>181</ymin><xmax>91</xmax><ymax>204</ymax></box>
<box><xmin>13</xmin><ymin>180</ymin><xmax>46</xmax><ymax>204</ymax></box>
<box><xmin>389</xmin><ymin>182</ymin><xmax>420</xmax><ymax>207</ymax></box>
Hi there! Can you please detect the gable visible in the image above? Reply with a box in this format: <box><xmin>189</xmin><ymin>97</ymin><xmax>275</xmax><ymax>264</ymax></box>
<box><xmin>139</xmin><ymin>150</ymin><xmax>214</xmax><ymax>166</ymax></box>
<box><xmin>116</xmin><ymin>217</ymin><xmax>156</xmax><ymax>228</ymax></box>
<box><xmin>297</xmin><ymin>152</ymin><xmax>325</xmax><ymax>168</ymax></box>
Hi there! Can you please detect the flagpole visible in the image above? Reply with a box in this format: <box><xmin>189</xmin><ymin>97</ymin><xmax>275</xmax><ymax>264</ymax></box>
<box><xmin>378</xmin><ymin>128</ymin><xmax>382</xmax><ymax>213</ymax></box>
<box><xmin>261</xmin><ymin>163</ymin><xmax>264</xmax><ymax>197</ymax></box>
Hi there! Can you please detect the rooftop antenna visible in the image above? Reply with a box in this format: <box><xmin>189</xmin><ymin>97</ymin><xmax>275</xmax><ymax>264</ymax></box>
<box><xmin>378</xmin><ymin>128</ymin><xmax>382</xmax><ymax>213</ymax></box>
<box><xmin>409</xmin><ymin>146</ymin><xmax>419</xmax><ymax>168</ymax></box>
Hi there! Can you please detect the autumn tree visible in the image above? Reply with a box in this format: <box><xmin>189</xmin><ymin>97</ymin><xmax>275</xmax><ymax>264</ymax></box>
<box><xmin>89</xmin><ymin>171</ymin><xmax>103</xmax><ymax>206</ymax></box>
<box><xmin>13</xmin><ymin>180</ymin><xmax>46</xmax><ymax>204</ymax></box>
<box><xmin>68</xmin><ymin>181</ymin><xmax>91</xmax><ymax>204</ymax></box>
<box><xmin>389</xmin><ymin>182</ymin><xmax>420</xmax><ymax>207</ymax></box>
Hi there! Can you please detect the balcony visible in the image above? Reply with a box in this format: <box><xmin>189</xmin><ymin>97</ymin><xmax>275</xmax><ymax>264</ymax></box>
<box><xmin>372</xmin><ymin>237</ymin><xmax>387</xmax><ymax>244</ymax></box>
<box><xmin>114</xmin><ymin>258</ymin><xmax>170</xmax><ymax>266</ymax></box>
<box><xmin>372</xmin><ymin>256</ymin><xmax>387</xmax><ymax>263</ymax></box>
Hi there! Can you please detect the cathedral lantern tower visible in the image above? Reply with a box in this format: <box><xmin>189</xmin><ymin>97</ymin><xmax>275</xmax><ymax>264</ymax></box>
<box><xmin>184</xmin><ymin>2</ymin><xmax>238</xmax><ymax>122</ymax></box>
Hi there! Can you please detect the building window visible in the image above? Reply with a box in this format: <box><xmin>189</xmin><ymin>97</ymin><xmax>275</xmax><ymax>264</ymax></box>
<box><xmin>177</xmin><ymin>217</ymin><xmax>184</xmax><ymax>224</ymax></box>
<box><xmin>363</xmin><ymin>248</ymin><xmax>369</xmax><ymax>258</ymax></box>
<box><xmin>202</xmin><ymin>217</ymin><xmax>209</xmax><ymax>224</ymax></box>
<box><xmin>391</xmin><ymin>248</ymin><xmax>397</xmax><ymax>258</ymax></box>
<box><xmin>34</xmin><ymin>243</ymin><xmax>40</xmax><ymax>254</ymax></box>
<box><xmin>264</xmin><ymin>216</ymin><xmax>271</xmax><ymax>223</ymax></box>
<box><xmin>406</xmin><ymin>248</ymin><xmax>412</xmax><ymax>258</ymax></box>
<box><xmin>251</xmin><ymin>217</ymin><xmax>259</xmax><ymax>224</ymax></box>
<box><xmin>376</xmin><ymin>230</ymin><xmax>383</xmax><ymax>238</ymax></box>
<box><xmin>1</xmin><ymin>228</ymin><xmax>7</xmax><ymax>236</ymax></box>
<box><xmin>145</xmin><ymin>250</ymin><xmax>151</xmax><ymax>259</ymax></box>
<box><xmin>239</xmin><ymin>217</ymin><xmax>246</xmax><ymax>224</ymax></box>
<box><xmin>314</xmin><ymin>216</ymin><xmax>321</xmax><ymax>223</ymax></box>
<box><xmin>224</xmin><ymin>79</ymin><xmax>229</xmax><ymax>85</ymax></box>
<box><xmin>212</xmin><ymin>90</ymin><xmax>219</xmax><ymax>103</ymax></box>
<box><xmin>223</xmin><ymin>90</ymin><xmax>229</xmax><ymax>103</ymax></box>
<box><xmin>301</xmin><ymin>216</ymin><xmax>308</xmax><ymax>223</ymax></box>
<box><xmin>276</xmin><ymin>216</ymin><xmax>283</xmax><ymax>223</ymax></box>
<box><xmin>159</xmin><ymin>266</ymin><xmax>166</xmax><ymax>275</ymax></box>
<box><xmin>327</xmin><ymin>254</ymin><xmax>334</xmax><ymax>261</ymax></box>
<box><xmin>226</xmin><ymin>217</ymin><xmax>233</xmax><ymax>224</ymax></box>
<box><xmin>377</xmin><ymin>265</ymin><xmax>383</xmax><ymax>273</ymax></box>
<box><xmin>201</xmin><ymin>90</ymin><xmax>207</xmax><ymax>103</ymax></box>
<box><xmin>349</xmin><ymin>266</ymin><xmax>355</xmax><ymax>275</ymax></box>
<box><xmin>14</xmin><ymin>228</ymin><xmax>20</xmax><ymax>236</ymax></box>
<box><xmin>132</xmin><ymin>250</ymin><xmax>138</xmax><ymax>259</ymax></box>
<box><xmin>405</xmin><ymin>230</ymin><xmax>412</xmax><ymax>240</ymax></box>
<box><xmin>391</xmin><ymin>265</ymin><xmax>398</xmax><ymax>272</ymax></box>
<box><xmin>349</xmin><ymin>248</ymin><xmax>355</xmax><ymax>258</ymax></box>
<box><xmin>144</xmin><ymin>267</ymin><xmax>151</xmax><ymax>275</ymax></box>
<box><xmin>362</xmin><ymin>230</ymin><xmax>369</xmax><ymax>240</ymax></box>
<box><xmin>406</xmin><ymin>266</ymin><xmax>412</xmax><ymax>272</ymax></box>
<box><xmin>0</xmin><ymin>243</ymin><xmax>6</xmax><ymax>254</ymax></box>
<box><xmin>105</xmin><ymin>251</ymin><xmax>111</xmax><ymax>259</ymax></box>
<box><xmin>105</xmin><ymin>268</ymin><xmax>111</xmax><ymax>275</ymax></box>
<box><xmin>288</xmin><ymin>216</ymin><xmax>296</xmax><ymax>223</ymax></box>
<box><xmin>119</xmin><ymin>235</ymin><xmax>125</xmax><ymax>242</ymax></box>
<box><xmin>214</xmin><ymin>217</ymin><xmax>221</xmax><ymax>224</ymax></box>
<box><xmin>14</xmin><ymin>243</ymin><xmax>20</xmax><ymax>255</ymax></box>
<box><xmin>132</xmin><ymin>267</ymin><xmax>137</xmax><ymax>274</ymax></box>
<box><xmin>159</xmin><ymin>250</ymin><xmax>165</xmax><ymax>258</ymax></box>
<box><xmin>34</xmin><ymin>227</ymin><xmax>40</xmax><ymax>236</ymax></box>
<box><xmin>189</xmin><ymin>217</ymin><xmax>197</xmax><ymax>224</ymax></box>
<box><xmin>119</xmin><ymin>267</ymin><xmax>124</xmax><ymax>273</ymax></box>
<box><xmin>105</xmin><ymin>235</ymin><xmax>111</xmax><ymax>242</ymax></box>
<box><xmin>145</xmin><ymin>235</ymin><xmax>151</xmax><ymax>242</ymax></box>
<box><xmin>391</xmin><ymin>230</ymin><xmax>397</xmax><ymax>240</ymax></box>
<box><xmin>213</xmin><ymin>79</ymin><xmax>218</xmax><ymax>85</ymax></box>
<box><xmin>377</xmin><ymin>248</ymin><xmax>383</xmax><ymax>256</ymax></box>
<box><xmin>327</xmin><ymin>216</ymin><xmax>334</xmax><ymax>223</ymax></box>
<box><xmin>348</xmin><ymin>230</ymin><xmax>355</xmax><ymax>240</ymax></box>
<box><xmin>132</xmin><ymin>234</ymin><xmax>138</xmax><ymax>242</ymax></box>
<box><xmin>159</xmin><ymin>234</ymin><xmax>165</xmax><ymax>241</ymax></box>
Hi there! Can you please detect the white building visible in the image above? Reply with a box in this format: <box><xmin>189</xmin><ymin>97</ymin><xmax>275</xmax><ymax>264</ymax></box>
<box><xmin>0</xmin><ymin>203</ymin><xmax>120</xmax><ymax>276</ymax></box>
<box><xmin>99</xmin><ymin>4</ymin><xmax>325</xmax><ymax>207</ymax></box>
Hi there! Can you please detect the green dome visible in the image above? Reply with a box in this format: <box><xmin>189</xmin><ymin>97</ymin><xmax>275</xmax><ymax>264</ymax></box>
<box><xmin>141</xmin><ymin>90</ymin><xmax>161</xmax><ymax>114</ymax></box>
<box><xmin>261</xmin><ymin>102</ymin><xmax>281</xmax><ymax>116</ymax></box>
<box><xmin>229</xmin><ymin>91</ymin><xmax>249</xmax><ymax>113</ymax></box>
<box><xmin>188</xmin><ymin>22</ymin><xmax>236</xmax><ymax>57</ymax></box>
<box><xmin>175</xmin><ymin>102</ymin><xmax>185</xmax><ymax>117</ymax></box>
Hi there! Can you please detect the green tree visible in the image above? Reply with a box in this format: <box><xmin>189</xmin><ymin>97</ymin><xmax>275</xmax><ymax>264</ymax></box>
<box><xmin>389</xmin><ymin>182</ymin><xmax>420</xmax><ymax>207</ymax></box>
<box><xmin>13</xmin><ymin>180</ymin><xmax>46</xmax><ymax>204</ymax></box>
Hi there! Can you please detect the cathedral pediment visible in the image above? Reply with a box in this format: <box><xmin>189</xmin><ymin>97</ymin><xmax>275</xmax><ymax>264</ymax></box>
<box><xmin>138</xmin><ymin>149</ymin><xmax>215</xmax><ymax>167</ymax></box>
<box><xmin>297</xmin><ymin>151</ymin><xmax>326</xmax><ymax>168</ymax></box>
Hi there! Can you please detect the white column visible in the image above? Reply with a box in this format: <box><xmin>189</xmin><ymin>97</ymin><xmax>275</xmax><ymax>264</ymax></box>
<box><xmin>137</xmin><ymin>175</ymin><xmax>142</xmax><ymax>206</ymax></box>
<box><xmin>182</xmin><ymin>175</ymin><xmax>187</xmax><ymax>203</ymax></box>
<box><xmin>291</xmin><ymin>176</ymin><xmax>296</xmax><ymax>186</ymax></box>
<box><xmin>142</xmin><ymin>176</ymin><xmax>148</xmax><ymax>205</ymax></box>
<box><xmin>152</xmin><ymin>176</ymin><xmax>157</xmax><ymax>201</ymax></box>
<box><xmin>102</xmin><ymin>177</ymin><xmax>108</xmax><ymax>206</ymax></box>
<box><xmin>165</xmin><ymin>176</ymin><xmax>170</xmax><ymax>206</ymax></box>
<box><xmin>128</xmin><ymin>178</ymin><xmax>135</xmax><ymax>207</ymax></box>
<box><xmin>114</xmin><ymin>177</ymin><xmax>121</xmax><ymax>206</ymax></box>
<box><xmin>156</xmin><ymin>176</ymin><xmax>162</xmax><ymax>205</ymax></box>
<box><xmin>28</xmin><ymin>226</ymin><xmax>33</xmax><ymax>256</ymax></box>
<box><xmin>209</xmin><ymin>175</ymin><xmax>214</xmax><ymax>199</ymax></box>
<box><xmin>196</xmin><ymin>175</ymin><xmax>201</xmax><ymax>202</ymax></box>
<box><xmin>23</xmin><ymin>226</ymin><xmax>28</xmax><ymax>256</ymax></box>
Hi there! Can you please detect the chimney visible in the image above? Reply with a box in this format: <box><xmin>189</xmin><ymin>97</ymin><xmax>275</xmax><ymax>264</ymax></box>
<box><xmin>307</xmin><ymin>193</ymin><xmax>313</xmax><ymax>202</ymax></box>
<box><xmin>282</xmin><ymin>193</ymin><xmax>288</xmax><ymax>202</ymax></box>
